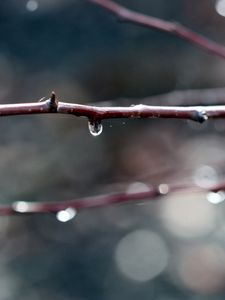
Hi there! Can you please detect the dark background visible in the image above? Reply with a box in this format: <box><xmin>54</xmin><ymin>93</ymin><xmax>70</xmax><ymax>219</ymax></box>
<box><xmin>0</xmin><ymin>0</ymin><xmax>225</xmax><ymax>299</ymax></box>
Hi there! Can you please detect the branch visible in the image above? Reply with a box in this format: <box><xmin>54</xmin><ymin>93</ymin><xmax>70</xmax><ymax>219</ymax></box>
<box><xmin>88</xmin><ymin>0</ymin><xmax>225</xmax><ymax>60</ymax></box>
<box><xmin>2</xmin><ymin>93</ymin><xmax>225</xmax><ymax>127</ymax></box>
<box><xmin>1</xmin><ymin>181</ymin><xmax>225</xmax><ymax>216</ymax></box>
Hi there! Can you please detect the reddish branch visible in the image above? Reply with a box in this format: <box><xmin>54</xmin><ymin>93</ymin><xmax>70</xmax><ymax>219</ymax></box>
<box><xmin>88</xmin><ymin>0</ymin><xmax>225</xmax><ymax>59</ymax></box>
<box><xmin>1</xmin><ymin>92</ymin><xmax>225</xmax><ymax>124</ymax></box>
<box><xmin>0</xmin><ymin>181</ymin><xmax>224</xmax><ymax>216</ymax></box>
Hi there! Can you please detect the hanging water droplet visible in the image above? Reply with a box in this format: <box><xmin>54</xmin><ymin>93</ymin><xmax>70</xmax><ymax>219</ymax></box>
<box><xmin>56</xmin><ymin>208</ymin><xmax>77</xmax><ymax>222</ymax></box>
<box><xmin>88</xmin><ymin>120</ymin><xmax>103</xmax><ymax>137</ymax></box>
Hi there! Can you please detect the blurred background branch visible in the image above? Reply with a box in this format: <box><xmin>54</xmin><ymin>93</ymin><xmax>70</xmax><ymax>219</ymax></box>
<box><xmin>0</xmin><ymin>180</ymin><xmax>225</xmax><ymax>216</ymax></box>
<box><xmin>88</xmin><ymin>0</ymin><xmax>225</xmax><ymax>59</ymax></box>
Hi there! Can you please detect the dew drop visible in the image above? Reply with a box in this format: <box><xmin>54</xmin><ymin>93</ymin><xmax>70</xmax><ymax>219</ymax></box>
<box><xmin>88</xmin><ymin>120</ymin><xmax>103</xmax><ymax>137</ymax></box>
<box><xmin>12</xmin><ymin>201</ymin><xmax>42</xmax><ymax>213</ymax></box>
<box><xmin>12</xmin><ymin>201</ymin><xmax>29</xmax><ymax>213</ymax></box>
<box><xmin>56</xmin><ymin>208</ymin><xmax>77</xmax><ymax>222</ymax></box>
<box><xmin>207</xmin><ymin>191</ymin><xmax>225</xmax><ymax>204</ymax></box>
<box><xmin>126</xmin><ymin>182</ymin><xmax>151</xmax><ymax>194</ymax></box>
<box><xmin>158</xmin><ymin>184</ymin><xmax>169</xmax><ymax>195</ymax></box>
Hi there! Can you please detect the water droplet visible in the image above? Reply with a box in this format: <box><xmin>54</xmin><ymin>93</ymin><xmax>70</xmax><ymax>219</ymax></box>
<box><xmin>126</xmin><ymin>182</ymin><xmax>151</xmax><ymax>194</ymax></box>
<box><xmin>158</xmin><ymin>184</ymin><xmax>169</xmax><ymax>195</ymax></box>
<box><xmin>12</xmin><ymin>201</ymin><xmax>42</xmax><ymax>213</ymax></box>
<box><xmin>56</xmin><ymin>208</ymin><xmax>77</xmax><ymax>222</ymax></box>
<box><xmin>12</xmin><ymin>201</ymin><xmax>29</xmax><ymax>213</ymax></box>
<box><xmin>88</xmin><ymin>120</ymin><xmax>103</xmax><ymax>137</ymax></box>
<box><xmin>207</xmin><ymin>191</ymin><xmax>225</xmax><ymax>204</ymax></box>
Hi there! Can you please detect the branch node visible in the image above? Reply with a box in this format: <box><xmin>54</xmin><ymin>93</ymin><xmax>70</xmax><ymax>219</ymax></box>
<box><xmin>48</xmin><ymin>91</ymin><xmax>58</xmax><ymax>112</ymax></box>
<box><xmin>194</xmin><ymin>110</ymin><xmax>208</xmax><ymax>123</ymax></box>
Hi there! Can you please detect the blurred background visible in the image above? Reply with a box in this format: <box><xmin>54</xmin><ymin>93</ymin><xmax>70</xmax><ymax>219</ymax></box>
<box><xmin>1</xmin><ymin>0</ymin><xmax>225</xmax><ymax>299</ymax></box>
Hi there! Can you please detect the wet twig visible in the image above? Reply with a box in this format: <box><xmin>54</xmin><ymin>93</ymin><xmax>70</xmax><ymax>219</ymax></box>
<box><xmin>1</xmin><ymin>181</ymin><xmax>225</xmax><ymax>216</ymax></box>
<box><xmin>1</xmin><ymin>92</ymin><xmax>225</xmax><ymax>125</ymax></box>
<box><xmin>88</xmin><ymin>0</ymin><xmax>225</xmax><ymax>59</ymax></box>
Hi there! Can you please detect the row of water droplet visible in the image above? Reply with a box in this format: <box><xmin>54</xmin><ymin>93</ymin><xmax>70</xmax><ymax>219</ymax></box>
<box><xmin>11</xmin><ymin>188</ymin><xmax>225</xmax><ymax>223</ymax></box>
<box><xmin>12</xmin><ymin>201</ymin><xmax>77</xmax><ymax>223</ymax></box>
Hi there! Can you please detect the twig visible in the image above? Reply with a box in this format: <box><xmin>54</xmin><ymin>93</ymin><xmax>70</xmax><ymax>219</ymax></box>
<box><xmin>1</xmin><ymin>181</ymin><xmax>225</xmax><ymax>216</ymax></box>
<box><xmin>2</xmin><ymin>93</ymin><xmax>225</xmax><ymax>124</ymax></box>
<box><xmin>88</xmin><ymin>0</ymin><xmax>225</xmax><ymax>59</ymax></box>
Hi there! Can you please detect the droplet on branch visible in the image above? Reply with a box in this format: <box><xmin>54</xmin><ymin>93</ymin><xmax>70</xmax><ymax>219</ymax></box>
<box><xmin>88</xmin><ymin>120</ymin><xmax>103</xmax><ymax>136</ymax></box>
<box><xmin>56</xmin><ymin>208</ymin><xmax>77</xmax><ymax>222</ymax></box>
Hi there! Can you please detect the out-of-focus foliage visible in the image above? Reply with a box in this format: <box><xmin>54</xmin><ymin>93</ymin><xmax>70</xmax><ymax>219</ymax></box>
<box><xmin>1</xmin><ymin>0</ymin><xmax>225</xmax><ymax>299</ymax></box>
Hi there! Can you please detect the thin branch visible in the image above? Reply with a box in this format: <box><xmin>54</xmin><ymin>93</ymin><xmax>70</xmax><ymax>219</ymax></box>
<box><xmin>1</xmin><ymin>181</ymin><xmax>225</xmax><ymax>216</ymax></box>
<box><xmin>58</xmin><ymin>103</ymin><xmax>225</xmax><ymax>123</ymax></box>
<box><xmin>88</xmin><ymin>0</ymin><xmax>225</xmax><ymax>60</ymax></box>
<box><xmin>2</xmin><ymin>93</ymin><xmax>225</xmax><ymax>124</ymax></box>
